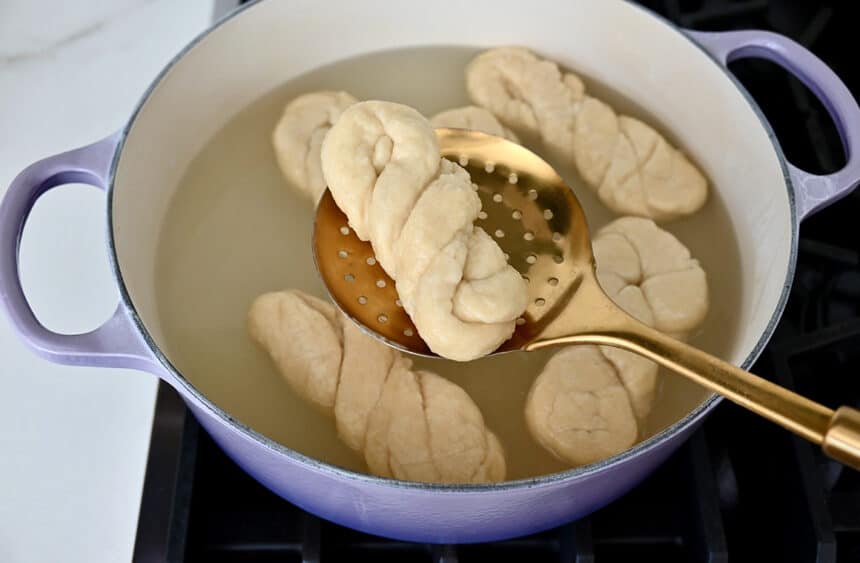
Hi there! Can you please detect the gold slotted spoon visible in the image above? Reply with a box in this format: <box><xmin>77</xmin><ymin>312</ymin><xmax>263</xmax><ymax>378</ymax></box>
<box><xmin>313</xmin><ymin>127</ymin><xmax>860</xmax><ymax>470</ymax></box>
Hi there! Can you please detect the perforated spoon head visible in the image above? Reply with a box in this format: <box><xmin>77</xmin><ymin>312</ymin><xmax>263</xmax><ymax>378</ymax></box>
<box><xmin>313</xmin><ymin>128</ymin><xmax>594</xmax><ymax>358</ymax></box>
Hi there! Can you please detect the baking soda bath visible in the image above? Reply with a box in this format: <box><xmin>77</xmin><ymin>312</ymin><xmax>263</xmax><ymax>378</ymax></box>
<box><xmin>155</xmin><ymin>46</ymin><xmax>743</xmax><ymax>480</ymax></box>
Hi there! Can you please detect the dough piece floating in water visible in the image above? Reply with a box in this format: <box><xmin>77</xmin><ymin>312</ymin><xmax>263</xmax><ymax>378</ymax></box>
<box><xmin>526</xmin><ymin>217</ymin><xmax>708</xmax><ymax>466</ymax></box>
<box><xmin>248</xmin><ymin>289</ymin><xmax>506</xmax><ymax>483</ymax></box>
<box><xmin>467</xmin><ymin>47</ymin><xmax>708</xmax><ymax>221</ymax></box>
<box><xmin>272</xmin><ymin>90</ymin><xmax>357</xmax><ymax>202</ymax></box>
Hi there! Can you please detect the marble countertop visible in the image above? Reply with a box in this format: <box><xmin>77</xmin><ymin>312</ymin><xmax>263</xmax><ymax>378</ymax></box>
<box><xmin>0</xmin><ymin>2</ymin><xmax>214</xmax><ymax>561</ymax></box>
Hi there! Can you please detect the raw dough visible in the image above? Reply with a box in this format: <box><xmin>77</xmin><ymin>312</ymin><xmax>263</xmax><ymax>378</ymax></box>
<box><xmin>248</xmin><ymin>289</ymin><xmax>506</xmax><ymax>483</ymax></box>
<box><xmin>272</xmin><ymin>93</ymin><xmax>516</xmax><ymax>203</ymax></box>
<box><xmin>525</xmin><ymin>346</ymin><xmax>638</xmax><ymax>466</ymax></box>
<box><xmin>321</xmin><ymin>100</ymin><xmax>528</xmax><ymax>361</ymax></box>
<box><xmin>272</xmin><ymin>91</ymin><xmax>357</xmax><ymax>202</ymax></box>
<box><xmin>526</xmin><ymin>217</ymin><xmax>708</xmax><ymax>466</ymax></box>
<box><xmin>430</xmin><ymin>105</ymin><xmax>519</xmax><ymax>142</ymax></box>
<box><xmin>466</xmin><ymin>47</ymin><xmax>708</xmax><ymax>221</ymax></box>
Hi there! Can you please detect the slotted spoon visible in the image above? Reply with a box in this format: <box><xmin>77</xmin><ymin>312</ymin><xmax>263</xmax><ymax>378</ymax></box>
<box><xmin>313</xmin><ymin>127</ymin><xmax>860</xmax><ymax>469</ymax></box>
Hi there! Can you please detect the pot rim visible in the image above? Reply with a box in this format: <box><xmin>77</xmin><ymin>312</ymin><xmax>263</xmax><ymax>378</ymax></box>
<box><xmin>105</xmin><ymin>0</ymin><xmax>798</xmax><ymax>493</ymax></box>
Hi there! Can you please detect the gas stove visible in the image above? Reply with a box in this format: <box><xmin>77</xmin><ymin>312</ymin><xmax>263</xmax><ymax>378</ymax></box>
<box><xmin>132</xmin><ymin>1</ymin><xmax>860</xmax><ymax>561</ymax></box>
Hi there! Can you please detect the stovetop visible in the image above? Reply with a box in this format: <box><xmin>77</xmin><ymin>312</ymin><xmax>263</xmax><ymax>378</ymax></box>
<box><xmin>133</xmin><ymin>1</ymin><xmax>860</xmax><ymax>561</ymax></box>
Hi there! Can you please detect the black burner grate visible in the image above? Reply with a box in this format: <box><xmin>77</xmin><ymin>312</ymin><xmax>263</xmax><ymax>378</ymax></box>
<box><xmin>133</xmin><ymin>1</ymin><xmax>860</xmax><ymax>561</ymax></box>
<box><xmin>136</xmin><ymin>396</ymin><xmax>731</xmax><ymax>563</ymax></box>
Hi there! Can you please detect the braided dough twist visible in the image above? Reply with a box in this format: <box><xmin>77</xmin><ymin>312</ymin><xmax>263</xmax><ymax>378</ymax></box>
<box><xmin>321</xmin><ymin>101</ymin><xmax>528</xmax><ymax>361</ymax></box>
<box><xmin>272</xmin><ymin>91</ymin><xmax>358</xmax><ymax>202</ymax></box>
<box><xmin>467</xmin><ymin>48</ymin><xmax>707</xmax><ymax>221</ymax></box>
<box><xmin>248</xmin><ymin>290</ymin><xmax>506</xmax><ymax>483</ymax></box>
<box><xmin>526</xmin><ymin>217</ymin><xmax>708</xmax><ymax>466</ymax></box>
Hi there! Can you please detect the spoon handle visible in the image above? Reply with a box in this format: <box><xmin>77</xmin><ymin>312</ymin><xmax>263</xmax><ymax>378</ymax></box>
<box><xmin>529</xmin><ymin>313</ymin><xmax>860</xmax><ymax>470</ymax></box>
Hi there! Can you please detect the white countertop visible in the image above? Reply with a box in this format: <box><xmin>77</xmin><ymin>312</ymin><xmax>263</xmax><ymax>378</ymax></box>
<box><xmin>0</xmin><ymin>2</ymin><xmax>213</xmax><ymax>561</ymax></box>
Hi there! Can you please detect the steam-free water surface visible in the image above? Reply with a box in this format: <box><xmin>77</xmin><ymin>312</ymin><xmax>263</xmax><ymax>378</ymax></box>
<box><xmin>156</xmin><ymin>47</ymin><xmax>743</xmax><ymax>480</ymax></box>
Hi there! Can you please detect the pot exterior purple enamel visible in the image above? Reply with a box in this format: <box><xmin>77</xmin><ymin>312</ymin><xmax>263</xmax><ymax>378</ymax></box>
<box><xmin>2</xmin><ymin>0</ymin><xmax>859</xmax><ymax>543</ymax></box>
<box><xmin>187</xmin><ymin>396</ymin><xmax>700</xmax><ymax>542</ymax></box>
<box><xmin>0</xmin><ymin>133</ymin><xmax>155</xmax><ymax>372</ymax></box>
<box><xmin>688</xmin><ymin>30</ymin><xmax>860</xmax><ymax>220</ymax></box>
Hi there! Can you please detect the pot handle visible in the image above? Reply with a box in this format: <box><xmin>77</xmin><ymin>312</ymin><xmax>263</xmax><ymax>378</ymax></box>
<box><xmin>687</xmin><ymin>29</ymin><xmax>860</xmax><ymax>221</ymax></box>
<box><xmin>0</xmin><ymin>133</ymin><xmax>158</xmax><ymax>372</ymax></box>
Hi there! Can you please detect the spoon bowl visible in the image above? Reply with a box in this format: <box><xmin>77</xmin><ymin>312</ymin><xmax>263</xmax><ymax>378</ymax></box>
<box><xmin>314</xmin><ymin>128</ymin><xmax>595</xmax><ymax>356</ymax></box>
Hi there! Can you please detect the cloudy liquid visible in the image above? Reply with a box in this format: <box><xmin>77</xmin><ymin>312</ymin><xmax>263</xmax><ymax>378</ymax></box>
<box><xmin>155</xmin><ymin>46</ymin><xmax>743</xmax><ymax>479</ymax></box>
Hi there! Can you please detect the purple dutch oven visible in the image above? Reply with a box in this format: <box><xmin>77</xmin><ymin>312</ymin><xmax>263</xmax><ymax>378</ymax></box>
<box><xmin>2</xmin><ymin>0</ymin><xmax>859</xmax><ymax>543</ymax></box>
